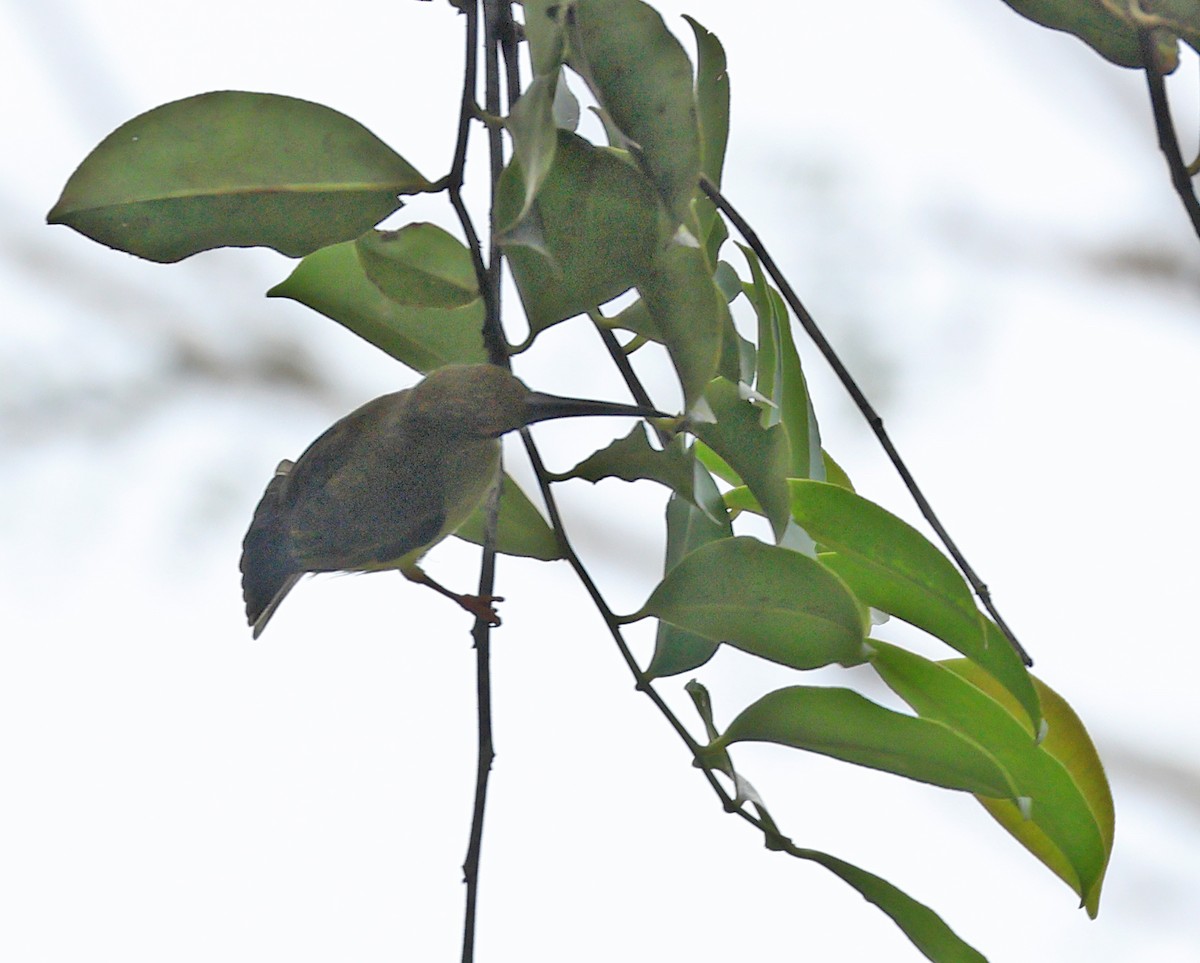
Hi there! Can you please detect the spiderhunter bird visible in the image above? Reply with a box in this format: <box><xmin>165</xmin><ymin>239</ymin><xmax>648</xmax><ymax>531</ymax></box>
<box><xmin>241</xmin><ymin>363</ymin><xmax>665</xmax><ymax>637</ymax></box>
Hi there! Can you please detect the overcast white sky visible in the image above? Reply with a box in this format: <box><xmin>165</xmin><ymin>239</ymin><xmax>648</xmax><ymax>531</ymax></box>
<box><xmin>4</xmin><ymin>1</ymin><xmax>1200</xmax><ymax>960</ymax></box>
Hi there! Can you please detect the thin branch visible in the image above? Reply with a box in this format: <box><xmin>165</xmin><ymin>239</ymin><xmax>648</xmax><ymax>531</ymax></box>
<box><xmin>455</xmin><ymin>3</ymin><xmax>507</xmax><ymax>961</ymax></box>
<box><xmin>1138</xmin><ymin>29</ymin><xmax>1200</xmax><ymax>242</ymax></box>
<box><xmin>699</xmin><ymin>176</ymin><xmax>1032</xmax><ymax>666</ymax></box>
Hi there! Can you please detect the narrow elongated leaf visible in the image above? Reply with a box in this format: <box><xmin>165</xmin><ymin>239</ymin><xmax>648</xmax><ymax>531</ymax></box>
<box><xmin>685</xmin><ymin>15</ymin><xmax>730</xmax><ymax>256</ymax></box>
<box><xmin>496</xmin><ymin>131</ymin><xmax>659</xmax><ymax>334</ymax></box>
<box><xmin>717</xmin><ymin>685</ymin><xmax>1016</xmax><ymax>799</ymax></box>
<box><xmin>645</xmin><ymin>478</ymin><xmax>731</xmax><ymax>679</ymax></box>
<box><xmin>689</xmin><ymin>378</ymin><xmax>791</xmax><ymax>542</ymax></box>
<box><xmin>454</xmin><ymin>474</ymin><xmax>561</xmax><ymax>561</ymax></box>
<box><xmin>570</xmin><ymin>0</ymin><xmax>701</xmax><ymax>225</ymax></box>
<box><xmin>504</xmin><ymin>74</ymin><xmax>559</xmax><ymax>225</ymax></box>
<box><xmin>634</xmin><ymin>536</ymin><xmax>865</xmax><ymax>670</ymax></box>
<box><xmin>793</xmin><ymin>849</ymin><xmax>987</xmax><ymax>963</ymax></box>
<box><xmin>792</xmin><ymin>480</ymin><xmax>1040</xmax><ymax>729</ymax></box>
<box><xmin>943</xmin><ymin>658</ymin><xmax>1115</xmax><ymax>917</ymax></box>
<box><xmin>872</xmin><ymin>642</ymin><xmax>1112</xmax><ymax>914</ymax></box>
<box><xmin>685</xmin><ymin>15</ymin><xmax>730</xmax><ymax>187</ymax></box>
<box><xmin>355</xmin><ymin>224</ymin><xmax>478</xmax><ymax>309</ymax></box>
<box><xmin>49</xmin><ymin>92</ymin><xmax>429</xmax><ymax>262</ymax></box>
<box><xmin>636</xmin><ymin>242</ymin><xmax>726</xmax><ymax>410</ymax></box>
<box><xmin>267</xmin><ymin>240</ymin><xmax>487</xmax><ymax>373</ymax></box>
<box><xmin>740</xmin><ymin>245</ymin><xmax>823</xmax><ymax>480</ymax></box>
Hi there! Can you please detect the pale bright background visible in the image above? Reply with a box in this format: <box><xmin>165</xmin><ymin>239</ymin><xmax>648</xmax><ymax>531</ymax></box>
<box><xmin>3</xmin><ymin>1</ymin><xmax>1199</xmax><ymax>960</ymax></box>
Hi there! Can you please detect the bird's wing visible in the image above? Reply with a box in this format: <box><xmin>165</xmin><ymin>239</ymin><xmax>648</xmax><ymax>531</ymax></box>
<box><xmin>280</xmin><ymin>393</ymin><xmax>449</xmax><ymax>571</ymax></box>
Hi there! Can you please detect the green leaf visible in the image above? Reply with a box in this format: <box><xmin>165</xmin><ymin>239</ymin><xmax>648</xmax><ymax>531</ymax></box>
<box><xmin>634</xmin><ymin>536</ymin><xmax>866</xmax><ymax>671</ymax></box>
<box><xmin>645</xmin><ymin>479</ymin><xmax>731</xmax><ymax>679</ymax></box>
<box><xmin>685</xmin><ymin>15</ymin><xmax>730</xmax><ymax>257</ymax></box>
<box><xmin>48</xmin><ymin>91</ymin><xmax>429</xmax><ymax>263</ymax></box>
<box><xmin>791</xmin><ymin>480</ymin><xmax>1040</xmax><ymax>729</ymax></box>
<box><xmin>716</xmin><ymin>685</ymin><xmax>1016</xmax><ymax>799</ymax></box>
<box><xmin>559</xmin><ymin>425</ymin><xmax>712</xmax><ymax>513</ymax></box>
<box><xmin>267</xmin><ymin>239</ymin><xmax>487</xmax><ymax>373</ymax></box>
<box><xmin>740</xmin><ymin>244</ymin><xmax>823</xmax><ymax>480</ymax></box>
<box><xmin>570</xmin><ymin>0</ymin><xmax>701</xmax><ymax>225</ymax></box>
<box><xmin>523</xmin><ymin>0</ymin><xmax>568</xmax><ymax>76</ymax></box>
<box><xmin>871</xmin><ymin>642</ymin><xmax>1111</xmax><ymax>914</ymax></box>
<box><xmin>996</xmin><ymin>0</ymin><xmax>1173</xmax><ymax>70</ymax></box>
<box><xmin>689</xmin><ymin>378</ymin><xmax>792</xmax><ymax>542</ymax></box>
<box><xmin>684</xmin><ymin>15</ymin><xmax>730</xmax><ymax>188</ymax></box>
<box><xmin>504</xmin><ymin>74</ymin><xmax>559</xmax><ymax>225</ymax></box>
<box><xmin>942</xmin><ymin>658</ymin><xmax>1115</xmax><ymax>917</ymax></box>
<box><xmin>355</xmin><ymin>224</ymin><xmax>478</xmax><ymax>309</ymax></box>
<box><xmin>454</xmin><ymin>474</ymin><xmax>562</xmax><ymax>561</ymax></box>
<box><xmin>496</xmin><ymin>131</ymin><xmax>659</xmax><ymax>335</ymax></box>
<box><xmin>791</xmin><ymin>849</ymin><xmax>988</xmax><ymax>963</ymax></box>
<box><xmin>636</xmin><ymin>242</ymin><xmax>727</xmax><ymax>410</ymax></box>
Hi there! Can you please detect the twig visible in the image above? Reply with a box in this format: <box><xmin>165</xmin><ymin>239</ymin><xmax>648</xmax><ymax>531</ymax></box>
<box><xmin>1137</xmin><ymin>29</ymin><xmax>1200</xmax><ymax>242</ymax></box>
<box><xmin>455</xmin><ymin>3</ymin><xmax>507</xmax><ymax>961</ymax></box>
<box><xmin>699</xmin><ymin>176</ymin><xmax>1032</xmax><ymax>666</ymax></box>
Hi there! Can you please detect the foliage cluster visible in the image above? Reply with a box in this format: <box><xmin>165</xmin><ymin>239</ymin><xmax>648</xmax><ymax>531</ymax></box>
<box><xmin>45</xmin><ymin>1</ymin><xmax>1143</xmax><ymax>959</ymax></box>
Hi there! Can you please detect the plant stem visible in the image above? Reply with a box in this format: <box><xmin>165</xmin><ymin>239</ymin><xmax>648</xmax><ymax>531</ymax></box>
<box><xmin>1138</xmin><ymin>29</ymin><xmax>1200</xmax><ymax>242</ymax></box>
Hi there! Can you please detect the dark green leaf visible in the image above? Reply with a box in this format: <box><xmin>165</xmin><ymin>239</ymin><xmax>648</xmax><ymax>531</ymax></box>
<box><xmin>792</xmin><ymin>849</ymin><xmax>988</xmax><ymax>963</ymax></box>
<box><xmin>791</xmin><ymin>480</ymin><xmax>1040</xmax><ymax>729</ymax></box>
<box><xmin>717</xmin><ymin>685</ymin><xmax>1016</xmax><ymax>799</ymax></box>
<box><xmin>740</xmin><ymin>244</ymin><xmax>823</xmax><ymax>480</ymax></box>
<box><xmin>504</xmin><ymin>74</ymin><xmax>559</xmax><ymax>225</ymax></box>
<box><xmin>636</xmin><ymin>242</ymin><xmax>727</xmax><ymax>410</ymax></box>
<box><xmin>635</xmin><ymin>536</ymin><xmax>866</xmax><ymax>671</ymax></box>
<box><xmin>996</xmin><ymin>0</ymin><xmax>1170</xmax><ymax>69</ymax></box>
<box><xmin>690</xmin><ymin>378</ymin><xmax>791</xmax><ymax>542</ymax></box>
<box><xmin>942</xmin><ymin>658</ymin><xmax>1115</xmax><ymax>917</ymax></box>
<box><xmin>267</xmin><ymin>240</ymin><xmax>487</xmax><ymax>373</ymax></box>
<box><xmin>570</xmin><ymin>0</ymin><xmax>701</xmax><ymax>225</ymax></box>
<box><xmin>561</xmin><ymin>425</ymin><xmax>698</xmax><ymax>504</ymax></box>
<box><xmin>645</xmin><ymin>481</ymin><xmax>731</xmax><ymax>679</ymax></box>
<box><xmin>48</xmin><ymin>91</ymin><xmax>429</xmax><ymax>263</ymax></box>
<box><xmin>454</xmin><ymin>474</ymin><xmax>562</xmax><ymax>561</ymax></box>
<box><xmin>496</xmin><ymin>131</ymin><xmax>659</xmax><ymax>335</ymax></box>
<box><xmin>355</xmin><ymin>224</ymin><xmax>478</xmax><ymax>309</ymax></box>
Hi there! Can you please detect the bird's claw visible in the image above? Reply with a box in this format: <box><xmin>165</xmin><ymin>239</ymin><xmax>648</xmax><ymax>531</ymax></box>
<box><xmin>459</xmin><ymin>593</ymin><xmax>505</xmax><ymax>626</ymax></box>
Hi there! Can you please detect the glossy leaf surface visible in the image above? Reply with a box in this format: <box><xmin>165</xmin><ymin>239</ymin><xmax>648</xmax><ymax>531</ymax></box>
<box><xmin>791</xmin><ymin>480</ymin><xmax>1040</xmax><ymax>729</ymax></box>
<box><xmin>717</xmin><ymin>685</ymin><xmax>1015</xmax><ymax>798</ymax></box>
<box><xmin>943</xmin><ymin>657</ymin><xmax>1115</xmax><ymax>917</ymax></box>
<box><xmin>637</xmin><ymin>536</ymin><xmax>865</xmax><ymax>670</ymax></box>
<box><xmin>49</xmin><ymin>92</ymin><xmax>428</xmax><ymax>262</ymax></box>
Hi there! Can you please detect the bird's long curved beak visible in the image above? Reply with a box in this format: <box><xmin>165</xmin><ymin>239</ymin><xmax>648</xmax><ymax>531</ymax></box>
<box><xmin>522</xmin><ymin>392</ymin><xmax>669</xmax><ymax>425</ymax></box>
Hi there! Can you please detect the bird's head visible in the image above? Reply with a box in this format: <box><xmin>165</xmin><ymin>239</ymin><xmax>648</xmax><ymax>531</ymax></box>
<box><xmin>408</xmin><ymin>364</ymin><xmax>667</xmax><ymax>438</ymax></box>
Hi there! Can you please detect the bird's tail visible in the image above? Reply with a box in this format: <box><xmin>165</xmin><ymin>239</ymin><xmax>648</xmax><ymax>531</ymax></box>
<box><xmin>241</xmin><ymin>459</ymin><xmax>301</xmax><ymax>638</ymax></box>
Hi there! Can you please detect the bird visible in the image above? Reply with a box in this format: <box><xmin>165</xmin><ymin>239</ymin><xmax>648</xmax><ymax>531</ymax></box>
<box><xmin>240</xmin><ymin>363</ymin><xmax>665</xmax><ymax>638</ymax></box>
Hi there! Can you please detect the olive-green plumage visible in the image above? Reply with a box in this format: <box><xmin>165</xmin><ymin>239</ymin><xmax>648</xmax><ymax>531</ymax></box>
<box><xmin>241</xmin><ymin>363</ymin><xmax>661</xmax><ymax>637</ymax></box>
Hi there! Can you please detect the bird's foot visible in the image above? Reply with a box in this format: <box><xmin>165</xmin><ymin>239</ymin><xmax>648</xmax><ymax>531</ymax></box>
<box><xmin>455</xmin><ymin>593</ymin><xmax>505</xmax><ymax>626</ymax></box>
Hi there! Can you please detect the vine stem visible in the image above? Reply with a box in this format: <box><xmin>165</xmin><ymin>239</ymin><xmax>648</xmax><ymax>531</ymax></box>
<box><xmin>1137</xmin><ymin>29</ymin><xmax>1200</xmax><ymax>242</ymax></box>
<box><xmin>698</xmin><ymin>176</ymin><xmax>1032</xmax><ymax>667</ymax></box>
<box><xmin>454</xmin><ymin>3</ymin><xmax>515</xmax><ymax>962</ymax></box>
